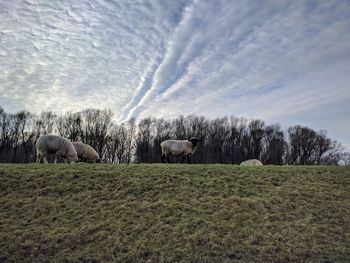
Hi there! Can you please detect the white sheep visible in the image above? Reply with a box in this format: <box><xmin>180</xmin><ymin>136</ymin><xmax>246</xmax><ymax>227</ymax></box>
<box><xmin>72</xmin><ymin>142</ymin><xmax>100</xmax><ymax>163</ymax></box>
<box><xmin>240</xmin><ymin>159</ymin><xmax>263</xmax><ymax>166</ymax></box>
<box><xmin>36</xmin><ymin>135</ymin><xmax>78</xmax><ymax>164</ymax></box>
<box><xmin>161</xmin><ymin>137</ymin><xmax>201</xmax><ymax>164</ymax></box>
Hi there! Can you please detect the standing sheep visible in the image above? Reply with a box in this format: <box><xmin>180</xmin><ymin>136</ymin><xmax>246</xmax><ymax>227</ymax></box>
<box><xmin>72</xmin><ymin>142</ymin><xmax>100</xmax><ymax>163</ymax></box>
<box><xmin>36</xmin><ymin>135</ymin><xmax>78</xmax><ymax>164</ymax></box>
<box><xmin>161</xmin><ymin>137</ymin><xmax>201</xmax><ymax>164</ymax></box>
<box><xmin>240</xmin><ymin>159</ymin><xmax>263</xmax><ymax>166</ymax></box>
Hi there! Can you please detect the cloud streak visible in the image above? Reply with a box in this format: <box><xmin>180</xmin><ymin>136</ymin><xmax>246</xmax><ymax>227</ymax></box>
<box><xmin>0</xmin><ymin>0</ymin><xmax>349</xmax><ymax>149</ymax></box>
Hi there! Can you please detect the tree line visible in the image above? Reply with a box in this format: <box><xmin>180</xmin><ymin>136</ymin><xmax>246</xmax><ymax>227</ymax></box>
<box><xmin>0</xmin><ymin>106</ymin><xmax>349</xmax><ymax>165</ymax></box>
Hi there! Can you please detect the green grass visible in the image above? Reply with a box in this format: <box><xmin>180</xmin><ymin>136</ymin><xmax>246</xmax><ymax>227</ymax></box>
<box><xmin>0</xmin><ymin>164</ymin><xmax>349</xmax><ymax>262</ymax></box>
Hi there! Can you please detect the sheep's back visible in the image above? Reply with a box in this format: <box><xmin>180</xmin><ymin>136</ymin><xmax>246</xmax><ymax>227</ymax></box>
<box><xmin>161</xmin><ymin>140</ymin><xmax>189</xmax><ymax>156</ymax></box>
<box><xmin>240</xmin><ymin>159</ymin><xmax>263</xmax><ymax>166</ymax></box>
<box><xmin>37</xmin><ymin>135</ymin><xmax>77</xmax><ymax>157</ymax></box>
<box><xmin>72</xmin><ymin>142</ymin><xmax>85</xmax><ymax>156</ymax></box>
<box><xmin>36</xmin><ymin>135</ymin><xmax>63</xmax><ymax>153</ymax></box>
<box><xmin>83</xmin><ymin>144</ymin><xmax>99</xmax><ymax>160</ymax></box>
<box><xmin>73</xmin><ymin>142</ymin><xmax>99</xmax><ymax>160</ymax></box>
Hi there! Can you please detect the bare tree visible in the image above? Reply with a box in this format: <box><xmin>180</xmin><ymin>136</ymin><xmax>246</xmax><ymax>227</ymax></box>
<box><xmin>10</xmin><ymin>111</ymin><xmax>31</xmax><ymax>162</ymax></box>
<box><xmin>287</xmin><ymin>126</ymin><xmax>343</xmax><ymax>165</ymax></box>
<box><xmin>173</xmin><ymin>115</ymin><xmax>187</xmax><ymax>140</ymax></box>
<box><xmin>56</xmin><ymin>112</ymin><xmax>82</xmax><ymax>141</ymax></box>
<box><xmin>340</xmin><ymin>152</ymin><xmax>350</xmax><ymax>166</ymax></box>
<box><xmin>105</xmin><ymin>124</ymin><xmax>123</xmax><ymax>164</ymax></box>
<box><xmin>314</xmin><ymin>130</ymin><xmax>332</xmax><ymax>165</ymax></box>
<box><xmin>19</xmin><ymin>111</ymin><xmax>36</xmax><ymax>162</ymax></box>
<box><xmin>248</xmin><ymin>119</ymin><xmax>265</xmax><ymax>160</ymax></box>
<box><xmin>135</xmin><ymin>117</ymin><xmax>154</xmax><ymax>163</ymax></box>
<box><xmin>0</xmin><ymin>106</ymin><xmax>346</xmax><ymax>165</ymax></box>
<box><xmin>80</xmin><ymin>108</ymin><xmax>113</xmax><ymax>160</ymax></box>
<box><xmin>0</xmin><ymin>107</ymin><xmax>11</xmax><ymax>156</ymax></box>
<box><xmin>262</xmin><ymin>124</ymin><xmax>286</xmax><ymax>165</ymax></box>
<box><xmin>320</xmin><ymin>140</ymin><xmax>344</xmax><ymax>165</ymax></box>
<box><xmin>207</xmin><ymin>117</ymin><xmax>230</xmax><ymax>163</ymax></box>
<box><xmin>125</xmin><ymin>118</ymin><xmax>136</xmax><ymax>164</ymax></box>
<box><xmin>35</xmin><ymin>111</ymin><xmax>57</xmax><ymax>136</ymax></box>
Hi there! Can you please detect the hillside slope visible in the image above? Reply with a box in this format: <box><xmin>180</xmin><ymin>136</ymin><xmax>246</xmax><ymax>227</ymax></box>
<box><xmin>0</xmin><ymin>164</ymin><xmax>349</xmax><ymax>262</ymax></box>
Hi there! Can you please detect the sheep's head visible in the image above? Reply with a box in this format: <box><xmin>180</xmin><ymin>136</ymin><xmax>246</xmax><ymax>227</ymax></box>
<box><xmin>67</xmin><ymin>155</ymin><xmax>78</xmax><ymax>164</ymax></box>
<box><xmin>188</xmin><ymin>137</ymin><xmax>201</xmax><ymax>147</ymax></box>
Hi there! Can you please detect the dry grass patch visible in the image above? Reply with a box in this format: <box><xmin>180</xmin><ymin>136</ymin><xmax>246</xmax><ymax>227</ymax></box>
<box><xmin>0</xmin><ymin>164</ymin><xmax>349</xmax><ymax>262</ymax></box>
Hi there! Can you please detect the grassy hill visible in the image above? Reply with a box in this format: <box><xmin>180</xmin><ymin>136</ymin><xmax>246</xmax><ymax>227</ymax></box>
<box><xmin>0</xmin><ymin>164</ymin><xmax>349</xmax><ymax>262</ymax></box>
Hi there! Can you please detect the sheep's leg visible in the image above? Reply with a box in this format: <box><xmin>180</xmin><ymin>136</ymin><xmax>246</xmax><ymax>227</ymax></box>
<box><xmin>187</xmin><ymin>154</ymin><xmax>191</xmax><ymax>164</ymax></box>
<box><xmin>181</xmin><ymin>155</ymin><xmax>185</xmax><ymax>164</ymax></box>
<box><xmin>54</xmin><ymin>155</ymin><xmax>58</xmax><ymax>164</ymax></box>
<box><xmin>167</xmin><ymin>155</ymin><xmax>171</xmax><ymax>163</ymax></box>
<box><xmin>161</xmin><ymin>154</ymin><xmax>166</xmax><ymax>163</ymax></box>
<box><xmin>42</xmin><ymin>155</ymin><xmax>49</xmax><ymax>164</ymax></box>
<box><xmin>36</xmin><ymin>153</ymin><xmax>41</xmax><ymax>163</ymax></box>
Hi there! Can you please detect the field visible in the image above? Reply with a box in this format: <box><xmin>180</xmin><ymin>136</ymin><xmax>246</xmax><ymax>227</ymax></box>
<box><xmin>0</xmin><ymin>164</ymin><xmax>349</xmax><ymax>262</ymax></box>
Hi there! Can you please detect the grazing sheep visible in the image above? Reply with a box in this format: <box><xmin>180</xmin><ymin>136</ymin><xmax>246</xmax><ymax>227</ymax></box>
<box><xmin>161</xmin><ymin>137</ymin><xmax>201</xmax><ymax>164</ymax></box>
<box><xmin>240</xmin><ymin>159</ymin><xmax>263</xmax><ymax>166</ymax></box>
<box><xmin>72</xmin><ymin>142</ymin><xmax>100</xmax><ymax>163</ymax></box>
<box><xmin>36</xmin><ymin>135</ymin><xmax>78</xmax><ymax>164</ymax></box>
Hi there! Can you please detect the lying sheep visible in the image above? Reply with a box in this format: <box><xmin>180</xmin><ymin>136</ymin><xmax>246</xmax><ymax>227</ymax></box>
<box><xmin>240</xmin><ymin>159</ymin><xmax>263</xmax><ymax>166</ymax></box>
<box><xmin>161</xmin><ymin>137</ymin><xmax>201</xmax><ymax>164</ymax></box>
<box><xmin>36</xmin><ymin>135</ymin><xmax>78</xmax><ymax>164</ymax></box>
<box><xmin>72</xmin><ymin>142</ymin><xmax>100</xmax><ymax>163</ymax></box>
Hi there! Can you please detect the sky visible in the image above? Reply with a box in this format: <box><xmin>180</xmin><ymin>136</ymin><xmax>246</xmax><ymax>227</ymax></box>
<box><xmin>0</xmin><ymin>0</ymin><xmax>350</xmax><ymax>149</ymax></box>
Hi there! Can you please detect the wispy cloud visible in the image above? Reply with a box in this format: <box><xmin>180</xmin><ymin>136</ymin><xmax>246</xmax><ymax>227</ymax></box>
<box><xmin>0</xmin><ymin>0</ymin><xmax>349</xmax><ymax>148</ymax></box>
